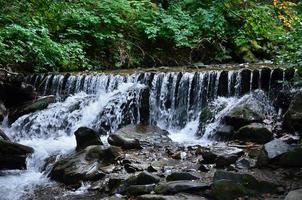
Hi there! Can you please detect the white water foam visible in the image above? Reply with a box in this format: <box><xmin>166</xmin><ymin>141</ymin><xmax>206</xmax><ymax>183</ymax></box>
<box><xmin>0</xmin><ymin>82</ymin><xmax>143</xmax><ymax>200</ymax></box>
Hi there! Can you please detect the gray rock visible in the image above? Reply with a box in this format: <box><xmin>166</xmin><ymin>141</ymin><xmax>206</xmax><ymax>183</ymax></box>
<box><xmin>108</xmin><ymin>134</ymin><xmax>141</xmax><ymax>150</ymax></box>
<box><xmin>154</xmin><ymin>181</ymin><xmax>209</xmax><ymax>194</ymax></box>
<box><xmin>264</xmin><ymin>139</ymin><xmax>292</xmax><ymax>159</ymax></box>
<box><xmin>113</xmin><ymin>124</ymin><xmax>172</xmax><ymax>147</ymax></box>
<box><xmin>166</xmin><ymin>172</ymin><xmax>200</xmax><ymax>182</ymax></box>
<box><xmin>49</xmin><ymin>145</ymin><xmax>122</xmax><ymax>185</ymax></box>
<box><xmin>0</xmin><ymin>139</ymin><xmax>34</xmax><ymax>170</ymax></box>
<box><xmin>126</xmin><ymin>171</ymin><xmax>161</xmax><ymax>186</ymax></box>
<box><xmin>126</xmin><ymin>184</ymin><xmax>155</xmax><ymax>196</ymax></box>
<box><xmin>215</xmin><ymin>125</ymin><xmax>234</xmax><ymax>140</ymax></box>
<box><xmin>234</xmin><ymin>123</ymin><xmax>273</xmax><ymax>144</ymax></box>
<box><xmin>74</xmin><ymin>127</ymin><xmax>103</xmax><ymax>151</ymax></box>
<box><xmin>256</xmin><ymin>139</ymin><xmax>300</xmax><ymax>167</ymax></box>
<box><xmin>285</xmin><ymin>188</ymin><xmax>302</xmax><ymax>200</ymax></box>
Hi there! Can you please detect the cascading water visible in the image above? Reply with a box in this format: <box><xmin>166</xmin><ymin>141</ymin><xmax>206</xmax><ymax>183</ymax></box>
<box><xmin>0</xmin><ymin>67</ymin><xmax>294</xmax><ymax>199</ymax></box>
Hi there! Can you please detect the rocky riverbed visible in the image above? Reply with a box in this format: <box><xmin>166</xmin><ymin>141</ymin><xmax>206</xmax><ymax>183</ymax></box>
<box><xmin>0</xmin><ymin>67</ymin><xmax>301</xmax><ymax>200</ymax></box>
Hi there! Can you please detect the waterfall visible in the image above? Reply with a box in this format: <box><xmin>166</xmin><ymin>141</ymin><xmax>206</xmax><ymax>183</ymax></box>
<box><xmin>27</xmin><ymin>67</ymin><xmax>293</xmax><ymax>132</ymax></box>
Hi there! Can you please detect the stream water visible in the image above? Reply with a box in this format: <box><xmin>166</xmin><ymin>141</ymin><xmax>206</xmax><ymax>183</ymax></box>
<box><xmin>0</xmin><ymin>68</ymin><xmax>288</xmax><ymax>199</ymax></box>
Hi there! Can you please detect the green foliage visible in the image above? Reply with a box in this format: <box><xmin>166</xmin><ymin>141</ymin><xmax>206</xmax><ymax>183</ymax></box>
<box><xmin>0</xmin><ymin>0</ymin><xmax>301</xmax><ymax>72</ymax></box>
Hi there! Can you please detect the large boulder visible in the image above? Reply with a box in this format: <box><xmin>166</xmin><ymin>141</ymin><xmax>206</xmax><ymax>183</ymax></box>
<box><xmin>74</xmin><ymin>127</ymin><xmax>103</xmax><ymax>151</ymax></box>
<box><xmin>49</xmin><ymin>145</ymin><xmax>123</xmax><ymax>185</ymax></box>
<box><xmin>108</xmin><ymin>134</ymin><xmax>141</xmax><ymax>150</ymax></box>
<box><xmin>233</xmin><ymin>123</ymin><xmax>273</xmax><ymax>144</ymax></box>
<box><xmin>224</xmin><ymin>106</ymin><xmax>263</xmax><ymax>130</ymax></box>
<box><xmin>285</xmin><ymin>188</ymin><xmax>302</xmax><ymax>200</ymax></box>
<box><xmin>0</xmin><ymin>139</ymin><xmax>34</xmax><ymax>170</ymax></box>
<box><xmin>9</xmin><ymin>95</ymin><xmax>55</xmax><ymax>123</ymax></box>
<box><xmin>284</xmin><ymin>92</ymin><xmax>302</xmax><ymax>135</ymax></box>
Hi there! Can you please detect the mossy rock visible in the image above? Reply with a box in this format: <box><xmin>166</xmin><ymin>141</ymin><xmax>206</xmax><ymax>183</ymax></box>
<box><xmin>233</xmin><ymin>123</ymin><xmax>273</xmax><ymax>144</ymax></box>
<box><xmin>224</xmin><ymin>106</ymin><xmax>263</xmax><ymax>130</ymax></box>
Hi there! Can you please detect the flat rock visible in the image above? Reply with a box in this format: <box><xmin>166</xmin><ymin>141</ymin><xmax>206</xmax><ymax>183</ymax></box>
<box><xmin>113</xmin><ymin>124</ymin><xmax>172</xmax><ymax>147</ymax></box>
<box><xmin>166</xmin><ymin>172</ymin><xmax>200</xmax><ymax>182</ymax></box>
<box><xmin>154</xmin><ymin>181</ymin><xmax>209</xmax><ymax>194</ymax></box>
<box><xmin>213</xmin><ymin>170</ymin><xmax>277</xmax><ymax>194</ymax></box>
<box><xmin>126</xmin><ymin>171</ymin><xmax>161</xmax><ymax>186</ymax></box>
<box><xmin>285</xmin><ymin>188</ymin><xmax>302</xmax><ymax>200</ymax></box>
<box><xmin>137</xmin><ymin>194</ymin><xmax>205</xmax><ymax>200</ymax></box>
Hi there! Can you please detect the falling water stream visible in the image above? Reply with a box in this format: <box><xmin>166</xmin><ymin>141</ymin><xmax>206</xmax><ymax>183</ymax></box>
<box><xmin>0</xmin><ymin>67</ymin><xmax>292</xmax><ymax>199</ymax></box>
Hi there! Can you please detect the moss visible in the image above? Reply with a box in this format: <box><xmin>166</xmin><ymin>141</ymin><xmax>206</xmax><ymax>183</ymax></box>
<box><xmin>199</xmin><ymin>107</ymin><xmax>214</xmax><ymax>124</ymax></box>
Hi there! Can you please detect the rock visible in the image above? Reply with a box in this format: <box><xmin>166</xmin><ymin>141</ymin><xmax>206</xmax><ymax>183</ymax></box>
<box><xmin>126</xmin><ymin>184</ymin><xmax>155</xmax><ymax>196</ymax></box>
<box><xmin>213</xmin><ymin>170</ymin><xmax>277</xmax><ymax>194</ymax></box>
<box><xmin>0</xmin><ymin>128</ymin><xmax>10</xmax><ymax>141</ymax></box>
<box><xmin>49</xmin><ymin>146</ymin><xmax>122</xmax><ymax>185</ymax></box>
<box><xmin>0</xmin><ymin>139</ymin><xmax>34</xmax><ymax>170</ymax></box>
<box><xmin>198</xmin><ymin>164</ymin><xmax>210</xmax><ymax>172</ymax></box>
<box><xmin>9</xmin><ymin>95</ymin><xmax>55</xmax><ymax>123</ymax></box>
<box><xmin>215</xmin><ymin>125</ymin><xmax>234</xmax><ymax>140</ymax></box>
<box><xmin>284</xmin><ymin>92</ymin><xmax>302</xmax><ymax>135</ymax></box>
<box><xmin>74</xmin><ymin>127</ymin><xmax>103</xmax><ymax>151</ymax></box>
<box><xmin>108</xmin><ymin>134</ymin><xmax>141</xmax><ymax>150</ymax></box>
<box><xmin>285</xmin><ymin>188</ymin><xmax>302</xmax><ymax>200</ymax></box>
<box><xmin>224</xmin><ymin>106</ymin><xmax>263</xmax><ymax>130</ymax></box>
<box><xmin>234</xmin><ymin>123</ymin><xmax>273</xmax><ymax>144</ymax></box>
<box><xmin>154</xmin><ymin>181</ymin><xmax>209</xmax><ymax>194</ymax></box>
<box><xmin>200</xmin><ymin>146</ymin><xmax>243</xmax><ymax>165</ymax></box>
<box><xmin>0</xmin><ymin>101</ymin><xmax>7</xmax><ymax>122</ymax></box>
<box><xmin>126</xmin><ymin>171</ymin><xmax>160</xmax><ymax>186</ymax></box>
<box><xmin>256</xmin><ymin>139</ymin><xmax>294</xmax><ymax>167</ymax></box>
<box><xmin>215</xmin><ymin>154</ymin><xmax>239</xmax><ymax>168</ymax></box>
<box><xmin>166</xmin><ymin>172</ymin><xmax>200</xmax><ymax>182</ymax></box>
<box><xmin>235</xmin><ymin>158</ymin><xmax>252</xmax><ymax>169</ymax></box>
<box><xmin>124</xmin><ymin>163</ymin><xmax>142</xmax><ymax>173</ymax></box>
<box><xmin>210</xmin><ymin>179</ymin><xmax>247</xmax><ymax>200</ymax></box>
<box><xmin>137</xmin><ymin>194</ymin><xmax>204</xmax><ymax>200</ymax></box>
<box><xmin>276</xmin><ymin>147</ymin><xmax>302</xmax><ymax>167</ymax></box>
<box><xmin>199</xmin><ymin>150</ymin><xmax>217</xmax><ymax>164</ymax></box>
<box><xmin>112</xmin><ymin>124</ymin><xmax>172</xmax><ymax>147</ymax></box>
